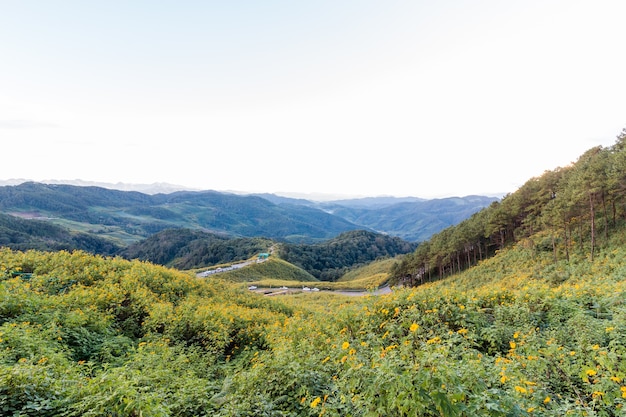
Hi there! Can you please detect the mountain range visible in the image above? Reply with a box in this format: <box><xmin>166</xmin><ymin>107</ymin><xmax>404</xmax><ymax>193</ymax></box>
<box><xmin>0</xmin><ymin>181</ymin><xmax>496</xmax><ymax>245</ymax></box>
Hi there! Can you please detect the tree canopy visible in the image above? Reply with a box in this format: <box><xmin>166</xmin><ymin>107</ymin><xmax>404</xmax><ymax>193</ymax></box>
<box><xmin>392</xmin><ymin>129</ymin><xmax>626</xmax><ymax>286</ymax></box>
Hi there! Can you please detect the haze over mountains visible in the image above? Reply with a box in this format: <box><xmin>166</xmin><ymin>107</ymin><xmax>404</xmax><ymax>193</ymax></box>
<box><xmin>0</xmin><ymin>178</ymin><xmax>504</xmax><ymax>201</ymax></box>
<box><xmin>0</xmin><ymin>179</ymin><xmax>200</xmax><ymax>195</ymax></box>
<box><xmin>0</xmin><ymin>180</ymin><xmax>497</xmax><ymax>244</ymax></box>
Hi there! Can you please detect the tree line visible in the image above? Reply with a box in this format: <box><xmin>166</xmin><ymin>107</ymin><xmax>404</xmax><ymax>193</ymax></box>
<box><xmin>392</xmin><ymin>128</ymin><xmax>626</xmax><ymax>286</ymax></box>
<box><xmin>279</xmin><ymin>229</ymin><xmax>417</xmax><ymax>281</ymax></box>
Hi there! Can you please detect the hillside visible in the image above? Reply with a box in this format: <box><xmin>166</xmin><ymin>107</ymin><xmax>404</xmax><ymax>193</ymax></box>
<box><xmin>116</xmin><ymin>228</ymin><xmax>415</xmax><ymax>280</ymax></box>
<box><xmin>392</xmin><ymin>129</ymin><xmax>626</xmax><ymax>286</ymax></box>
<box><xmin>337</xmin><ymin>256</ymin><xmax>399</xmax><ymax>283</ymax></box>
<box><xmin>255</xmin><ymin>193</ymin><xmax>497</xmax><ymax>242</ymax></box>
<box><xmin>216</xmin><ymin>257</ymin><xmax>318</xmax><ymax>283</ymax></box>
<box><xmin>0</xmin><ymin>183</ymin><xmax>362</xmax><ymax>243</ymax></box>
<box><xmin>322</xmin><ymin>195</ymin><xmax>497</xmax><ymax>242</ymax></box>
<box><xmin>2</xmin><ymin>220</ymin><xmax>626</xmax><ymax>415</ymax></box>
<box><xmin>278</xmin><ymin>229</ymin><xmax>418</xmax><ymax>281</ymax></box>
<box><xmin>0</xmin><ymin>213</ymin><xmax>122</xmax><ymax>255</ymax></box>
<box><xmin>0</xmin><ymin>182</ymin><xmax>495</xmax><ymax>255</ymax></box>
<box><xmin>2</xmin><ymin>128</ymin><xmax>626</xmax><ymax>415</ymax></box>
<box><xmin>120</xmin><ymin>228</ymin><xmax>274</xmax><ymax>269</ymax></box>
<box><xmin>3</xmin><ymin>133</ymin><xmax>626</xmax><ymax>415</ymax></box>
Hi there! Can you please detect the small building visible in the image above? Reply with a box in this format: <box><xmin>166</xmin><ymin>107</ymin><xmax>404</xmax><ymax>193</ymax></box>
<box><xmin>258</xmin><ymin>253</ymin><xmax>270</xmax><ymax>259</ymax></box>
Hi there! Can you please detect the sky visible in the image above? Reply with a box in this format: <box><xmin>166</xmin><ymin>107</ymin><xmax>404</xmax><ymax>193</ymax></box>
<box><xmin>1</xmin><ymin>1</ymin><xmax>626</xmax><ymax>200</ymax></box>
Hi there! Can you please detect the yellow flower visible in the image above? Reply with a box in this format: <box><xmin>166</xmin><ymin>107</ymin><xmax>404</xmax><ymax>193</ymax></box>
<box><xmin>341</xmin><ymin>342</ymin><xmax>350</xmax><ymax>350</ymax></box>
<box><xmin>514</xmin><ymin>386</ymin><xmax>527</xmax><ymax>394</ymax></box>
<box><xmin>610</xmin><ymin>376</ymin><xmax>622</xmax><ymax>383</ymax></box>
<box><xmin>410</xmin><ymin>323</ymin><xmax>419</xmax><ymax>332</ymax></box>
<box><xmin>509</xmin><ymin>341</ymin><xmax>517</xmax><ymax>349</ymax></box>
<box><xmin>310</xmin><ymin>397</ymin><xmax>321</xmax><ymax>408</ymax></box>
<box><xmin>426</xmin><ymin>336</ymin><xmax>441</xmax><ymax>344</ymax></box>
<box><xmin>585</xmin><ymin>369</ymin><xmax>597</xmax><ymax>377</ymax></box>
<box><xmin>621</xmin><ymin>386</ymin><xmax>626</xmax><ymax>398</ymax></box>
<box><xmin>513</xmin><ymin>332</ymin><xmax>519</xmax><ymax>339</ymax></box>
<box><xmin>543</xmin><ymin>396</ymin><xmax>551</xmax><ymax>404</ymax></box>
<box><xmin>457</xmin><ymin>328</ymin><xmax>468</xmax><ymax>335</ymax></box>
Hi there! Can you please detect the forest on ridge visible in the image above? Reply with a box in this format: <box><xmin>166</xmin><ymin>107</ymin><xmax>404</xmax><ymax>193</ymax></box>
<box><xmin>392</xmin><ymin>129</ymin><xmax>626</xmax><ymax>287</ymax></box>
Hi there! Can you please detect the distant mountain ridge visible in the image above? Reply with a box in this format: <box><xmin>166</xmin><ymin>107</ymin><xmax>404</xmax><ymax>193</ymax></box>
<box><xmin>0</xmin><ymin>182</ymin><xmax>496</xmax><ymax>247</ymax></box>
<box><xmin>320</xmin><ymin>195</ymin><xmax>498</xmax><ymax>242</ymax></box>
<box><xmin>0</xmin><ymin>179</ymin><xmax>199</xmax><ymax>195</ymax></box>
<box><xmin>252</xmin><ymin>193</ymin><xmax>497</xmax><ymax>242</ymax></box>
<box><xmin>0</xmin><ymin>182</ymin><xmax>361</xmax><ymax>243</ymax></box>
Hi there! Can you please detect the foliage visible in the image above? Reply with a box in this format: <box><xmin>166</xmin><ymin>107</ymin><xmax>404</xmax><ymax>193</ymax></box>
<box><xmin>325</xmin><ymin>195</ymin><xmax>497</xmax><ymax>242</ymax></box>
<box><xmin>0</xmin><ymin>213</ymin><xmax>122</xmax><ymax>255</ymax></box>
<box><xmin>0</xmin><ymin>248</ymin><xmax>290</xmax><ymax>416</ymax></box>
<box><xmin>393</xmin><ymin>128</ymin><xmax>626</xmax><ymax>287</ymax></box>
<box><xmin>338</xmin><ymin>257</ymin><xmax>399</xmax><ymax>282</ymax></box>
<box><xmin>121</xmin><ymin>228</ymin><xmax>274</xmax><ymax>269</ymax></box>
<box><xmin>217</xmin><ymin>257</ymin><xmax>318</xmax><ymax>283</ymax></box>
<box><xmin>3</xmin><ymin>225</ymin><xmax>626</xmax><ymax>415</ymax></box>
<box><xmin>3</xmin><ymin>129</ymin><xmax>626</xmax><ymax>416</ymax></box>
<box><xmin>279</xmin><ymin>230</ymin><xmax>417</xmax><ymax>281</ymax></box>
<box><xmin>0</xmin><ymin>183</ymin><xmax>360</xmax><ymax>243</ymax></box>
<box><xmin>0</xmin><ymin>183</ymin><xmax>488</xmax><ymax>255</ymax></box>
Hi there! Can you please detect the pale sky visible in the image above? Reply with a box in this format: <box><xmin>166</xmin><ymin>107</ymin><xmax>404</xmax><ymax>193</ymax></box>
<box><xmin>1</xmin><ymin>1</ymin><xmax>625</xmax><ymax>199</ymax></box>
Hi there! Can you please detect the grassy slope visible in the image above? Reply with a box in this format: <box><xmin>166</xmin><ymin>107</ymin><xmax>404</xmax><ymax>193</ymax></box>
<box><xmin>212</xmin><ymin>256</ymin><xmax>398</xmax><ymax>291</ymax></box>
<box><xmin>335</xmin><ymin>256</ymin><xmax>399</xmax><ymax>288</ymax></box>
<box><xmin>276</xmin><ymin>235</ymin><xmax>626</xmax><ymax>415</ymax></box>
<box><xmin>3</xmin><ymin>228</ymin><xmax>626</xmax><ymax>415</ymax></box>
<box><xmin>214</xmin><ymin>257</ymin><xmax>319</xmax><ymax>283</ymax></box>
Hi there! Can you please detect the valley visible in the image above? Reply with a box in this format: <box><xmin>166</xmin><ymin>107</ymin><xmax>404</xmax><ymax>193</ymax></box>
<box><xmin>0</xmin><ymin>182</ymin><xmax>491</xmax><ymax>284</ymax></box>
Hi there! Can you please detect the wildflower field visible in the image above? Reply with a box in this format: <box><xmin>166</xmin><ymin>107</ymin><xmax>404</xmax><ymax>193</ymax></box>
<box><xmin>2</xmin><ymin>240</ymin><xmax>626</xmax><ymax>416</ymax></box>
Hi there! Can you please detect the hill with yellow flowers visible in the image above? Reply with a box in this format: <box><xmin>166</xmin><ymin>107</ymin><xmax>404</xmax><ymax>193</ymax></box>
<box><xmin>2</xmin><ymin>227</ymin><xmax>626</xmax><ymax>416</ymax></box>
<box><xmin>2</xmin><ymin>129</ymin><xmax>626</xmax><ymax>415</ymax></box>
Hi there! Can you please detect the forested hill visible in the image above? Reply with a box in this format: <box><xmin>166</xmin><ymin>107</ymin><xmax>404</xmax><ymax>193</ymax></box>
<box><xmin>278</xmin><ymin>229</ymin><xmax>418</xmax><ymax>281</ymax></box>
<box><xmin>0</xmin><ymin>182</ymin><xmax>495</xmax><ymax>246</ymax></box>
<box><xmin>253</xmin><ymin>193</ymin><xmax>497</xmax><ymax>242</ymax></box>
<box><xmin>320</xmin><ymin>195</ymin><xmax>497</xmax><ymax>242</ymax></box>
<box><xmin>0</xmin><ymin>183</ymin><xmax>361</xmax><ymax>243</ymax></box>
<box><xmin>392</xmin><ymin>128</ymin><xmax>626</xmax><ymax>286</ymax></box>
<box><xmin>0</xmin><ymin>213</ymin><xmax>122</xmax><ymax>255</ymax></box>
<box><xmin>119</xmin><ymin>228</ymin><xmax>275</xmax><ymax>270</ymax></box>
<box><xmin>120</xmin><ymin>228</ymin><xmax>417</xmax><ymax>280</ymax></box>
